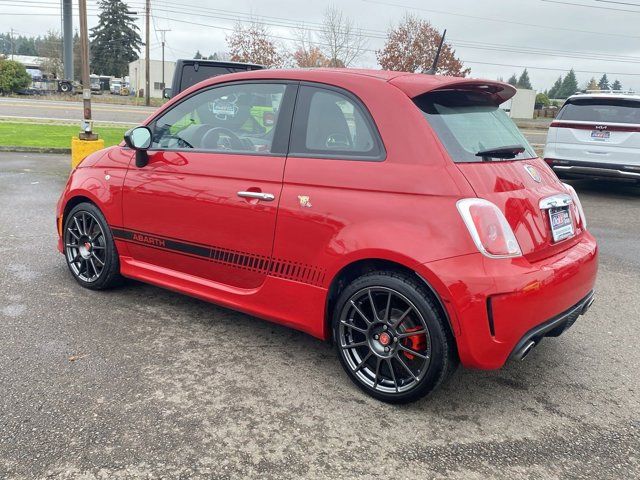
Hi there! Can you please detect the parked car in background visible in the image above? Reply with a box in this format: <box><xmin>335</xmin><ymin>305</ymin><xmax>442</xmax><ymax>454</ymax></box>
<box><xmin>110</xmin><ymin>80</ymin><xmax>122</xmax><ymax>95</ymax></box>
<box><xmin>544</xmin><ymin>91</ymin><xmax>640</xmax><ymax>183</ymax></box>
<box><xmin>163</xmin><ymin>59</ymin><xmax>263</xmax><ymax>99</ymax></box>
<box><xmin>56</xmin><ymin>69</ymin><xmax>597</xmax><ymax>403</ymax></box>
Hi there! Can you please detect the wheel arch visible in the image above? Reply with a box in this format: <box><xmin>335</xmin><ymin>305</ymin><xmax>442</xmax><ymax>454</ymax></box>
<box><xmin>62</xmin><ymin>194</ymin><xmax>99</xmax><ymax>226</ymax></box>
<box><xmin>324</xmin><ymin>257</ymin><xmax>457</xmax><ymax>346</ymax></box>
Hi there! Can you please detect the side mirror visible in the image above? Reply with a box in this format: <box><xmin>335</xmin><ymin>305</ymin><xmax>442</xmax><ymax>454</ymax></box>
<box><xmin>163</xmin><ymin>88</ymin><xmax>172</xmax><ymax>99</ymax></box>
<box><xmin>124</xmin><ymin>126</ymin><xmax>152</xmax><ymax>168</ymax></box>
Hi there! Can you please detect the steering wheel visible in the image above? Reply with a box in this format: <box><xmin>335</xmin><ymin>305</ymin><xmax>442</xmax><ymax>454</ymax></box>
<box><xmin>201</xmin><ymin>127</ymin><xmax>245</xmax><ymax>151</ymax></box>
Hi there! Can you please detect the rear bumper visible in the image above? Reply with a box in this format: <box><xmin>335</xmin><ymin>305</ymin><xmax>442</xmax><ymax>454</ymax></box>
<box><xmin>421</xmin><ymin>232</ymin><xmax>598</xmax><ymax>369</ymax></box>
<box><xmin>509</xmin><ymin>290</ymin><xmax>594</xmax><ymax>361</ymax></box>
<box><xmin>546</xmin><ymin>158</ymin><xmax>640</xmax><ymax>182</ymax></box>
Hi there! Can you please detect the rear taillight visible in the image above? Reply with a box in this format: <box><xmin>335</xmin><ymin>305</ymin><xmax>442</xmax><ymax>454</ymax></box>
<box><xmin>563</xmin><ymin>183</ymin><xmax>587</xmax><ymax>229</ymax></box>
<box><xmin>457</xmin><ymin>198</ymin><xmax>522</xmax><ymax>258</ymax></box>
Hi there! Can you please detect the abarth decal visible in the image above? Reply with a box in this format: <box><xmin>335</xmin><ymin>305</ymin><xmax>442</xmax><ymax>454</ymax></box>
<box><xmin>111</xmin><ymin>228</ymin><xmax>326</xmax><ymax>287</ymax></box>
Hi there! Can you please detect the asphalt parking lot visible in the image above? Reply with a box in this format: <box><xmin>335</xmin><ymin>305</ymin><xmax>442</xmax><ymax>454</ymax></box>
<box><xmin>0</xmin><ymin>153</ymin><xmax>638</xmax><ymax>479</ymax></box>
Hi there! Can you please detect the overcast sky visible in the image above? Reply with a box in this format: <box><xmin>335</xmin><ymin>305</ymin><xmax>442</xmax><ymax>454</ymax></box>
<box><xmin>3</xmin><ymin>0</ymin><xmax>640</xmax><ymax>91</ymax></box>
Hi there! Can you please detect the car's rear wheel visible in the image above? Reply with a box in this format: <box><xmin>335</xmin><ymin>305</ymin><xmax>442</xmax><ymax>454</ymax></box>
<box><xmin>332</xmin><ymin>271</ymin><xmax>457</xmax><ymax>403</ymax></box>
<box><xmin>63</xmin><ymin>202</ymin><xmax>122</xmax><ymax>290</ymax></box>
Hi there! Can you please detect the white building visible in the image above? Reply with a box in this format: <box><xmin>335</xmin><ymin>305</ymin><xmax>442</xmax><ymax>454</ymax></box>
<box><xmin>128</xmin><ymin>59</ymin><xmax>176</xmax><ymax>98</ymax></box>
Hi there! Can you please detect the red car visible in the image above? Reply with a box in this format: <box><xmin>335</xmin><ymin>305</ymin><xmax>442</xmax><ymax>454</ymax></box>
<box><xmin>56</xmin><ymin>69</ymin><xmax>598</xmax><ymax>403</ymax></box>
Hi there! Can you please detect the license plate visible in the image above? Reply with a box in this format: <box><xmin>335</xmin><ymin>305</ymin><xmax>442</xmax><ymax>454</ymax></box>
<box><xmin>591</xmin><ymin>130</ymin><xmax>610</xmax><ymax>140</ymax></box>
<box><xmin>549</xmin><ymin>206</ymin><xmax>574</xmax><ymax>242</ymax></box>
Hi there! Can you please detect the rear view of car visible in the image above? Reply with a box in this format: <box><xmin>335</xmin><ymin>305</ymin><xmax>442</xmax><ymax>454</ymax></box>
<box><xmin>544</xmin><ymin>92</ymin><xmax>640</xmax><ymax>182</ymax></box>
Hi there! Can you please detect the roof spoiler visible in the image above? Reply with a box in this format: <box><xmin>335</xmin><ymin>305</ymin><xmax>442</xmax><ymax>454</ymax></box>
<box><xmin>425</xmin><ymin>29</ymin><xmax>447</xmax><ymax>75</ymax></box>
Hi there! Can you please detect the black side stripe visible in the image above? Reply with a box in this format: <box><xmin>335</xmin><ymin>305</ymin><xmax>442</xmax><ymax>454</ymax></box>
<box><xmin>111</xmin><ymin>227</ymin><xmax>326</xmax><ymax>287</ymax></box>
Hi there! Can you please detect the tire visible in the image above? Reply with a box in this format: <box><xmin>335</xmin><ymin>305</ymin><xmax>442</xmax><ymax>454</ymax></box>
<box><xmin>332</xmin><ymin>271</ymin><xmax>457</xmax><ymax>404</ymax></box>
<box><xmin>63</xmin><ymin>202</ymin><xmax>123</xmax><ymax>290</ymax></box>
<box><xmin>59</xmin><ymin>82</ymin><xmax>72</xmax><ymax>93</ymax></box>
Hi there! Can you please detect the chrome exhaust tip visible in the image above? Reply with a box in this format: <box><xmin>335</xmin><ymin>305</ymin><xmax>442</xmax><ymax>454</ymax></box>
<box><xmin>517</xmin><ymin>340</ymin><xmax>536</xmax><ymax>361</ymax></box>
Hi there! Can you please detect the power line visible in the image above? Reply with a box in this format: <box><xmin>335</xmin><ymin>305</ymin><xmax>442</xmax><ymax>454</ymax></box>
<box><xmin>360</xmin><ymin>0</ymin><xmax>640</xmax><ymax>38</ymax></box>
<box><xmin>539</xmin><ymin>0</ymin><xmax>640</xmax><ymax>11</ymax></box>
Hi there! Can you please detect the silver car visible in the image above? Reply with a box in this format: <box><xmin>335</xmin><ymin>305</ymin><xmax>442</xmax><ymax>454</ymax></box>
<box><xmin>544</xmin><ymin>92</ymin><xmax>640</xmax><ymax>183</ymax></box>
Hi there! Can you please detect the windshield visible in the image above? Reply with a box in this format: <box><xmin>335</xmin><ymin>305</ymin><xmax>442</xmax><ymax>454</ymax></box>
<box><xmin>415</xmin><ymin>91</ymin><xmax>537</xmax><ymax>163</ymax></box>
<box><xmin>558</xmin><ymin>98</ymin><xmax>640</xmax><ymax>125</ymax></box>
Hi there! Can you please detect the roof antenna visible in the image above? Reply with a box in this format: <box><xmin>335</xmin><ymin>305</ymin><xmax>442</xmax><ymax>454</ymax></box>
<box><xmin>425</xmin><ymin>29</ymin><xmax>447</xmax><ymax>75</ymax></box>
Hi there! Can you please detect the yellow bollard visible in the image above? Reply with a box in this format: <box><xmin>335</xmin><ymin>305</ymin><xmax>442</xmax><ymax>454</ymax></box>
<box><xmin>71</xmin><ymin>136</ymin><xmax>105</xmax><ymax>169</ymax></box>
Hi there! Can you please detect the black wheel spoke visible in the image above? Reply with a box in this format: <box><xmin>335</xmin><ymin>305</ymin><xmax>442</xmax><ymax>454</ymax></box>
<box><xmin>368</xmin><ymin>289</ymin><xmax>380</xmax><ymax>322</ymax></box>
<box><xmin>373</xmin><ymin>357</ymin><xmax>382</xmax><ymax>389</ymax></box>
<box><xmin>340</xmin><ymin>320</ymin><xmax>367</xmax><ymax>334</ymax></box>
<box><xmin>341</xmin><ymin>341</ymin><xmax>368</xmax><ymax>349</ymax></box>
<box><xmin>396</xmin><ymin>355</ymin><xmax>419</xmax><ymax>381</ymax></box>
<box><xmin>391</xmin><ymin>306</ymin><xmax>413</xmax><ymax>329</ymax></box>
<box><xmin>399</xmin><ymin>345</ymin><xmax>429</xmax><ymax>360</ymax></box>
<box><xmin>91</xmin><ymin>253</ymin><xmax>105</xmax><ymax>266</ymax></box>
<box><xmin>397</xmin><ymin>330</ymin><xmax>427</xmax><ymax>339</ymax></box>
<box><xmin>350</xmin><ymin>300</ymin><xmax>372</xmax><ymax>325</ymax></box>
<box><xmin>354</xmin><ymin>352</ymin><xmax>372</xmax><ymax>372</ymax></box>
<box><xmin>386</xmin><ymin>358</ymin><xmax>398</xmax><ymax>392</ymax></box>
<box><xmin>383</xmin><ymin>292</ymin><xmax>392</xmax><ymax>322</ymax></box>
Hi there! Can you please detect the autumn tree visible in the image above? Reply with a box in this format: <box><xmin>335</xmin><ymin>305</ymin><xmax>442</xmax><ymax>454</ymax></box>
<box><xmin>376</xmin><ymin>14</ymin><xmax>469</xmax><ymax>76</ymax></box>
<box><xmin>227</xmin><ymin>21</ymin><xmax>285</xmax><ymax>68</ymax></box>
<box><xmin>586</xmin><ymin>77</ymin><xmax>599</xmax><ymax>91</ymax></box>
<box><xmin>319</xmin><ymin>6</ymin><xmax>367</xmax><ymax>67</ymax></box>
<box><xmin>292</xmin><ymin>28</ymin><xmax>330</xmax><ymax>68</ymax></box>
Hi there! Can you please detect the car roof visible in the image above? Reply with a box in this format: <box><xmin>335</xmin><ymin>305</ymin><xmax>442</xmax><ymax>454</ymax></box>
<box><xmin>567</xmin><ymin>92</ymin><xmax>640</xmax><ymax>102</ymax></box>
<box><xmin>192</xmin><ymin>68</ymin><xmax>517</xmax><ymax>103</ymax></box>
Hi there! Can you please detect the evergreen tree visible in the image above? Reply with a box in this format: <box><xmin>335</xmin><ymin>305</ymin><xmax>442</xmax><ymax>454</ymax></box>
<box><xmin>194</xmin><ymin>50</ymin><xmax>203</xmax><ymax>59</ymax></box>
<box><xmin>548</xmin><ymin>76</ymin><xmax>563</xmax><ymax>99</ymax></box>
<box><xmin>90</xmin><ymin>0</ymin><xmax>142</xmax><ymax>77</ymax></box>
<box><xmin>507</xmin><ymin>74</ymin><xmax>518</xmax><ymax>86</ymax></box>
<box><xmin>558</xmin><ymin>69</ymin><xmax>578</xmax><ymax>99</ymax></box>
<box><xmin>516</xmin><ymin>68</ymin><xmax>532</xmax><ymax>89</ymax></box>
<box><xmin>612</xmin><ymin>79</ymin><xmax>622</xmax><ymax>91</ymax></box>
<box><xmin>598</xmin><ymin>73</ymin><xmax>610</xmax><ymax>91</ymax></box>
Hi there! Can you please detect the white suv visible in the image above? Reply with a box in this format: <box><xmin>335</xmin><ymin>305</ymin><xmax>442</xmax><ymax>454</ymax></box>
<box><xmin>544</xmin><ymin>92</ymin><xmax>640</xmax><ymax>183</ymax></box>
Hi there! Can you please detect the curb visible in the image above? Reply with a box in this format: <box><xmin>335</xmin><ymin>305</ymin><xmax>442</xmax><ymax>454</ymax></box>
<box><xmin>0</xmin><ymin>146</ymin><xmax>70</xmax><ymax>154</ymax></box>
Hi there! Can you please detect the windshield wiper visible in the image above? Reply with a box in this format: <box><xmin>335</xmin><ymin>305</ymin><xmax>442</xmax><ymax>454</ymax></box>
<box><xmin>476</xmin><ymin>145</ymin><xmax>525</xmax><ymax>160</ymax></box>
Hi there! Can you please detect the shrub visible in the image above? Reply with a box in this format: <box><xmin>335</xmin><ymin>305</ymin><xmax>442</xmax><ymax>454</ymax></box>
<box><xmin>0</xmin><ymin>59</ymin><xmax>32</xmax><ymax>94</ymax></box>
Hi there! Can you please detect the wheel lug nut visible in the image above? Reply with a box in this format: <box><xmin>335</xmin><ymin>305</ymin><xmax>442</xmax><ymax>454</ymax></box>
<box><xmin>384</xmin><ymin>347</ymin><xmax>390</xmax><ymax>352</ymax></box>
<box><xmin>374</xmin><ymin>334</ymin><xmax>379</xmax><ymax>340</ymax></box>
<box><xmin>394</xmin><ymin>337</ymin><xmax>398</xmax><ymax>343</ymax></box>
<box><xmin>382</xmin><ymin>325</ymin><xmax>387</xmax><ymax>331</ymax></box>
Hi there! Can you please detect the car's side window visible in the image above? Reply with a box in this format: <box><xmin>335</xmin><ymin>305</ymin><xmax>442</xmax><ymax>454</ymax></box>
<box><xmin>150</xmin><ymin>83</ymin><xmax>287</xmax><ymax>155</ymax></box>
<box><xmin>290</xmin><ymin>85</ymin><xmax>384</xmax><ymax>160</ymax></box>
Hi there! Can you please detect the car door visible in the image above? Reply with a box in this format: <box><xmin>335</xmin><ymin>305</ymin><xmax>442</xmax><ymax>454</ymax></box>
<box><xmin>120</xmin><ymin>81</ymin><xmax>297</xmax><ymax>289</ymax></box>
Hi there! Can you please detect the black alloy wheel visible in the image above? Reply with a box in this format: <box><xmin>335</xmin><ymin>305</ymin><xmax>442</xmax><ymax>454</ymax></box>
<box><xmin>63</xmin><ymin>203</ymin><xmax>122</xmax><ymax>290</ymax></box>
<box><xmin>333</xmin><ymin>272</ymin><xmax>457</xmax><ymax>403</ymax></box>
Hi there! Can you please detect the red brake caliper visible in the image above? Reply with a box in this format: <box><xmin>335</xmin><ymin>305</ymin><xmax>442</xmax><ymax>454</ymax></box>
<box><xmin>401</xmin><ymin>326</ymin><xmax>426</xmax><ymax>361</ymax></box>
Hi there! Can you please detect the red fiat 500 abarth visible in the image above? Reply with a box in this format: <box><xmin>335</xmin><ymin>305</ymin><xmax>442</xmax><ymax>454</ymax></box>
<box><xmin>56</xmin><ymin>69</ymin><xmax>597</xmax><ymax>403</ymax></box>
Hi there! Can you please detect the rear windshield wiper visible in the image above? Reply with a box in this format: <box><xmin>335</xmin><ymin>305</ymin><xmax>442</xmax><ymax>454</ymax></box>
<box><xmin>475</xmin><ymin>145</ymin><xmax>525</xmax><ymax>160</ymax></box>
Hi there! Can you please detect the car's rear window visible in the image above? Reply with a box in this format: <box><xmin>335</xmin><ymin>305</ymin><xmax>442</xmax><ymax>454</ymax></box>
<box><xmin>558</xmin><ymin>98</ymin><xmax>640</xmax><ymax>125</ymax></box>
<box><xmin>415</xmin><ymin>91</ymin><xmax>537</xmax><ymax>163</ymax></box>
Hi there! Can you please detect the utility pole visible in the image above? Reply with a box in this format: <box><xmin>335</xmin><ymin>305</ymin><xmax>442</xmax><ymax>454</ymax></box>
<box><xmin>78</xmin><ymin>0</ymin><xmax>96</xmax><ymax>140</ymax></box>
<box><xmin>62</xmin><ymin>0</ymin><xmax>74</xmax><ymax>80</ymax></box>
<box><xmin>145</xmin><ymin>0</ymin><xmax>151</xmax><ymax>106</ymax></box>
<box><xmin>10</xmin><ymin>28</ymin><xmax>14</xmax><ymax>60</ymax></box>
<box><xmin>157</xmin><ymin>29</ymin><xmax>171</xmax><ymax>91</ymax></box>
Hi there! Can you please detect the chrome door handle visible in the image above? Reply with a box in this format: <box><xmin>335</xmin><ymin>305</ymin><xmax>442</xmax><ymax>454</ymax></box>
<box><xmin>237</xmin><ymin>191</ymin><xmax>275</xmax><ymax>201</ymax></box>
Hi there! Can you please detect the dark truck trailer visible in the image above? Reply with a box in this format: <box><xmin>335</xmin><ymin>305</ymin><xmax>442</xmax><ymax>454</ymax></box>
<box><xmin>164</xmin><ymin>59</ymin><xmax>263</xmax><ymax>99</ymax></box>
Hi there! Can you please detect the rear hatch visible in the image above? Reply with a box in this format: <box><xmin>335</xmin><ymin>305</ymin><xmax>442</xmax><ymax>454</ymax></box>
<box><xmin>414</xmin><ymin>86</ymin><xmax>584</xmax><ymax>262</ymax></box>
<box><xmin>549</xmin><ymin>96</ymin><xmax>640</xmax><ymax>167</ymax></box>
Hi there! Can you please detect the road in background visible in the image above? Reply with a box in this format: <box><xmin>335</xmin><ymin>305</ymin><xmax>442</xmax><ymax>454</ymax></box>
<box><xmin>0</xmin><ymin>153</ymin><xmax>638</xmax><ymax>479</ymax></box>
<box><xmin>0</xmin><ymin>97</ymin><xmax>155</xmax><ymax>125</ymax></box>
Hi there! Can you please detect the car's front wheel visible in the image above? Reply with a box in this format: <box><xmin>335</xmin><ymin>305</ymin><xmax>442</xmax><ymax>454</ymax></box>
<box><xmin>332</xmin><ymin>271</ymin><xmax>457</xmax><ymax>403</ymax></box>
<box><xmin>63</xmin><ymin>202</ymin><xmax>122</xmax><ymax>290</ymax></box>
